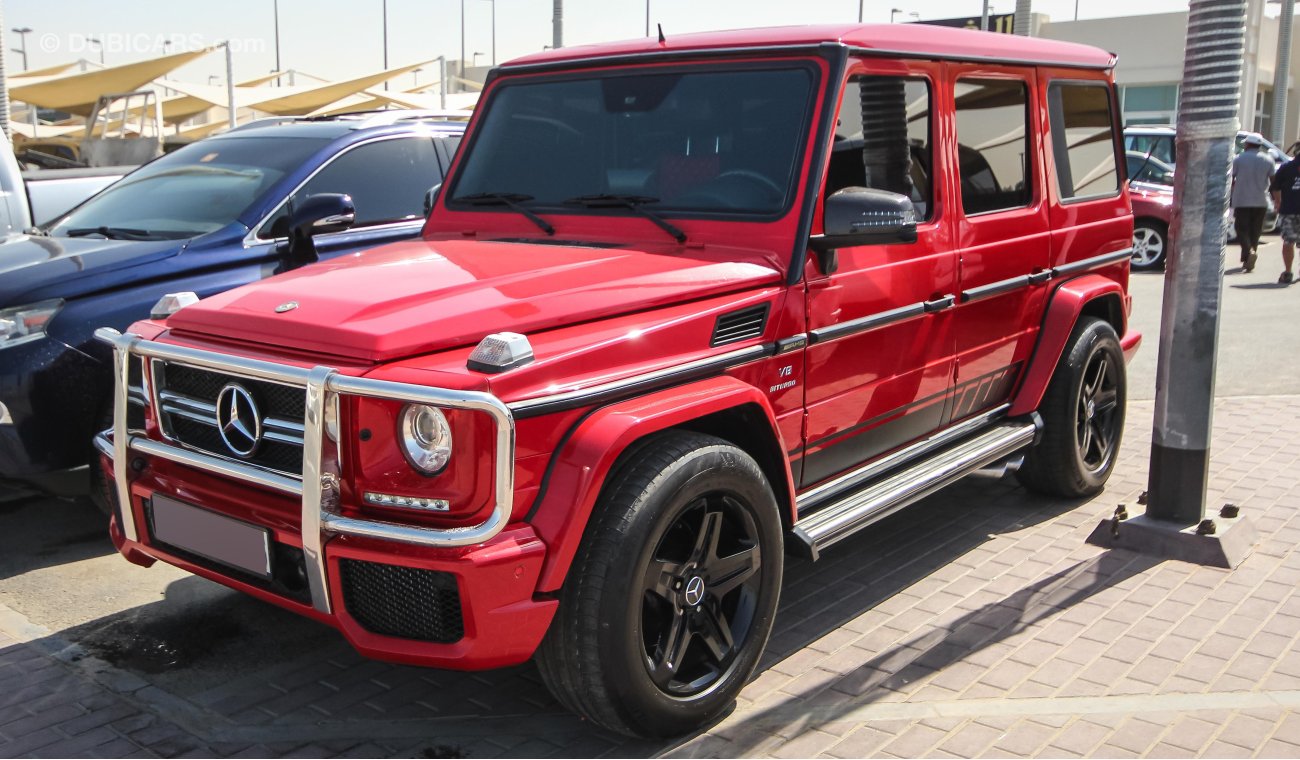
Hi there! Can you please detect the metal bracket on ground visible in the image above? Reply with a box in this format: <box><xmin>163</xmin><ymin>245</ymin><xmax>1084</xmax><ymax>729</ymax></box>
<box><xmin>1085</xmin><ymin>503</ymin><xmax>1258</xmax><ymax>569</ymax></box>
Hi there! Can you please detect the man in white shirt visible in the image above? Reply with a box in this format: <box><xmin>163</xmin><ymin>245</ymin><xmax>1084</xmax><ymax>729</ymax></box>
<box><xmin>1232</xmin><ymin>133</ymin><xmax>1277</xmax><ymax>272</ymax></box>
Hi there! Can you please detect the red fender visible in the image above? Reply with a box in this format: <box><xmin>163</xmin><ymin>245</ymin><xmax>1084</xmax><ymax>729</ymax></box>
<box><xmin>1008</xmin><ymin>274</ymin><xmax>1138</xmax><ymax>417</ymax></box>
<box><xmin>528</xmin><ymin>375</ymin><xmax>796</xmax><ymax>592</ymax></box>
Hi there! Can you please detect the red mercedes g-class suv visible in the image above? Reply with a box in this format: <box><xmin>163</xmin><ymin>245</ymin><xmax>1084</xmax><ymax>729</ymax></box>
<box><xmin>95</xmin><ymin>25</ymin><xmax>1140</xmax><ymax>737</ymax></box>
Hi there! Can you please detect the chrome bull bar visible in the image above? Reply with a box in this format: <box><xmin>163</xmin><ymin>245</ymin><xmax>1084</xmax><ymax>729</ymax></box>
<box><xmin>93</xmin><ymin>327</ymin><xmax>516</xmax><ymax>615</ymax></box>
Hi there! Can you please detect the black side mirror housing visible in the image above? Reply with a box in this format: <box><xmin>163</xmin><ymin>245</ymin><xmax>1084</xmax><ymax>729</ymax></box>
<box><xmin>808</xmin><ymin>187</ymin><xmax>918</xmax><ymax>275</ymax></box>
<box><xmin>424</xmin><ymin>183</ymin><xmax>442</xmax><ymax>216</ymax></box>
<box><xmin>284</xmin><ymin>193</ymin><xmax>355</xmax><ymax>265</ymax></box>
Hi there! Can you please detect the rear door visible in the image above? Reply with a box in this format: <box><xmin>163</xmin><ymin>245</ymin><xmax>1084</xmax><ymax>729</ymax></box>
<box><xmin>947</xmin><ymin>67</ymin><xmax>1051</xmax><ymax>423</ymax></box>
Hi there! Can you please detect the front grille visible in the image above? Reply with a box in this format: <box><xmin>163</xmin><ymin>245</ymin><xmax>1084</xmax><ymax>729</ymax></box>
<box><xmin>154</xmin><ymin>362</ymin><xmax>306</xmax><ymax>476</ymax></box>
<box><xmin>340</xmin><ymin>559</ymin><xmax>464</xmax><ymax>643</ymax></box>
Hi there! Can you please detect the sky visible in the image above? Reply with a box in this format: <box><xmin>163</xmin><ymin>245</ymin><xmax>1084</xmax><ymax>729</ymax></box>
<box><xmin>5</xmin><ymin>0</ymin><xmax>1210</xmax><ymax>87</ymax></box>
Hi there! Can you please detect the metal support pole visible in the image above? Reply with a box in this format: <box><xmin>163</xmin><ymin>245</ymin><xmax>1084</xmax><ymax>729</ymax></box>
<box><xmin>1272</xmin><ymin>0</ymin><xmax>1294</xmax><ymax>145</ymax></box>
<box><xmin>1147</xmin><ymin>0</ymin><xmax>1248</xmax><ymax>525</ymax></box>
<box><xmin>0</xmin><ymin>9</ymin><xmax>12</xmax><ymax>139</ymax></box>
<box><xmin>647</xmin><ymin>0</ymin><xmax>651</xmax><ymax>36</ymax></box>
<box><xmin>859</xmin><ymin>0</ymin><xmax>865</xmax><ymax>22</ymax></box>
<box><xmin>491</xmin><ymin>0</ymin><xmax>496</xmax><ymax>65</ymax></box>
<box><xmin>553</xmin><ymin>0</ymin><xmax>563</xmax><ymax>49</ymax></box>
<box><xmin>981</xmin><ymin>0</ymin><xmax>990</xmax><ymax>31</ymax></box>
<box><xmin>382</xmin><ymin>0</ymin><xmax>389</xmax><ymax>90</ymax></box>
<box><xmin>438</xmin><ymin>55</ymin><xmax>447</xmax><ymax>109</ymax></box>
<box><xmin>273</xmin><ymin>0</ymin><xmax>281</xmax><ymax>84</ymax></box>
<box><xmin>224</xmin><ymin>42</ymin><xmax>236</xmax><ymax>129</ymax></box>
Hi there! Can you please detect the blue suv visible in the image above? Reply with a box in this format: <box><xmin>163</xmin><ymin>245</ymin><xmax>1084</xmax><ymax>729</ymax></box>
<box><xmin>0</xmin><ymin>111</ymin><xmax>465</xmax><ymax>497</ymax></box>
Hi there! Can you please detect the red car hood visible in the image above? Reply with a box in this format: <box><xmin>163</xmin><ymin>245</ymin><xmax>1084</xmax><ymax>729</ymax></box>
<box><xmin>167</xmin><ymin>237</ymin><xmax>783</xmax><ymax>362</ymax></box>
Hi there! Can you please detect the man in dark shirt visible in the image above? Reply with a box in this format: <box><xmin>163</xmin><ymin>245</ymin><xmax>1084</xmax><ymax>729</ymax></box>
<box><xmin>1270</xmin><ymin>153</ymin><xmax>1300</xmax><ymax>284</ymax></box>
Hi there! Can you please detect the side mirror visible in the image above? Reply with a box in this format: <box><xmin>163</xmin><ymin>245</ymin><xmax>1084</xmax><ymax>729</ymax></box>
<box><xmin>809</xmin><ymin>187</ymin><xmax>918</xmax><ymax>273</ymax></box>
<box><xmin>424</xmin><ymin>183</ymin><xmax>442</xmax><ymax>216</ymax></box>
<box><xmin>284</xmin><ymin>193</ymin><xmax>355</xmax><ymax>266</ymax></box>
<box><xmin>290</xmin><ymin>193</ymin><xmax>355</xmax><ymax>239</ymax></box>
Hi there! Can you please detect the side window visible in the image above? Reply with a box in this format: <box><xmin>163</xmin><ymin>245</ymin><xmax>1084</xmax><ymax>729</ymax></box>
<box><xmin>955</xmin><ymin>78</ymin><xmax>1031</xmax><ymax>215</ymax></box>
<box><xmin>1049</xmin><ymin>82</ymin><xmax>1119</xmax><ymax>200</ymax></box>
<box><xmin>826</xmin><ymin>76</ymin><xmax>933</xmax><ymax>220</ymax></box>
<box><xmin>259</xmin><ymin>137</ymin><xmax>440</xmax><ymax>239</ymax></box>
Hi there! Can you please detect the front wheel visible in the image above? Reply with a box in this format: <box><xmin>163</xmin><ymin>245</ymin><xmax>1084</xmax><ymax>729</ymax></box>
<box><xmin>536</xmin><ymin>431</ymin><xmax>783</xmax><ymax>738</ymax></box>
<box><xmin>1017</xmin><ymin>317</ymin><xmax>1126</xmax><ymax>498</ymax></box>
<box><xmin>1131</xmin><ymin>220</ymin><xmax>1168</xmax><ymax>271</ymax></box>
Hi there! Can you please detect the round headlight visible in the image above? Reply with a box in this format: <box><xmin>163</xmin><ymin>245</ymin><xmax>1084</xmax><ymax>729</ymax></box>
<box><xmin>399</xmin><ymin>404</ymin><xmax>452</xmax><ymax>474</ymax></box>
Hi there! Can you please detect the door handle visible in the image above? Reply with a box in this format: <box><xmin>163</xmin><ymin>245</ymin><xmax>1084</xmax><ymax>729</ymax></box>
<box><xmin>923</xmin><ymin>294</ymin><xmax>956</xmax><ymax>312</ymax></box>
<box><xmin>1027</xmin><ymin>270</ymin><xmax>1052</xmax><ymax>284</ymax></box>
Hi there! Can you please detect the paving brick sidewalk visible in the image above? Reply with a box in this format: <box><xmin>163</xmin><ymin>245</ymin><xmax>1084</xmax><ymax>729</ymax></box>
<box><xmin>2</xmin><ymin>395</ymin><xmax>1299</xmax><ymax>758</ymax></box>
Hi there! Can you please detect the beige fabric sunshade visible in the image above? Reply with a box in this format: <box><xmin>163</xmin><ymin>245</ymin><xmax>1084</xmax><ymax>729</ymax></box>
<box><xmin>11</xmin><ymin>48</ymin><xmax>214</xmax><ymax>115</ymax></box>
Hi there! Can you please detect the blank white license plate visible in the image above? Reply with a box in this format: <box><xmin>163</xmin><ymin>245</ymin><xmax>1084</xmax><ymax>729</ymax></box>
<box><xmin>150</xmin><ymin>494</ymin><xmax>272</xmax><ymax>578</ymax></box>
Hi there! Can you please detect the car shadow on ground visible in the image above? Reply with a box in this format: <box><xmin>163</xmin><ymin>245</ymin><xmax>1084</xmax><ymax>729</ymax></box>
<box><xmin>0</xmin><ymin>489</ymin><xmax>114</xmax><ymax>580</ymax></box>
<box><xmin>26</xmin><ymin>475</ymin><xmax>1136</xmax><ymax>757</ymax></box>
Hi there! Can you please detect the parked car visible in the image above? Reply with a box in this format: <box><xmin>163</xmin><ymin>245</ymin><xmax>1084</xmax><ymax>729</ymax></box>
<box><xmin>22</xmin><ymin>166</ymin><xmax>127</xmax><ymax>226</ymax></box>
<box><xmin>1125</xmin><ymin>150</ymin><xmax>1174</xmax><ymax>187</ymax></box>
<box><xmin>96</xmin><ymin>25</ymin><xmax>1138</xmax><ymax>738</ymax></box>
<box><xmin>1129</xmin><ymin>180</ymin><xmax>1174</xmax><ymax>271</ymax></box>
<box><xmin>0</xmin><ymin>111</ymin><xmax>464</xmax><ymax>498</ymax></box>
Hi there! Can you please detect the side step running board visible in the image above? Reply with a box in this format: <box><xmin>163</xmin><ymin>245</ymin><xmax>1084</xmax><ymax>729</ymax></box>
<box><xmin>790</xmin><ymin>420</ymin><xmax>1039</xmax><ymax>561</ymax></box>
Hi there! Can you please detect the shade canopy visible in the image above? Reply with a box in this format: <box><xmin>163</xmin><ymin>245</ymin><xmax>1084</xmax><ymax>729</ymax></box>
<box><xmin>11</xmin><ymin>48</ymin><xmax>214</xmax><ymax>115</ymax></box>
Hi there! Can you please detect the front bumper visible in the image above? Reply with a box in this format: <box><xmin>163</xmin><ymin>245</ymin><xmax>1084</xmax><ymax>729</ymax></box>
<box><xmin>95</xmin><ymin>328</ymin><xmax>553</xmax><ymax>669</ymax></box>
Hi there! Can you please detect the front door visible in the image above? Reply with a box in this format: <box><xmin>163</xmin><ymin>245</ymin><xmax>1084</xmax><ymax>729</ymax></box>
<box><xmin>800</xmin><ymin>62</ymin><xmax>959</xmax><ymax>488</ymax></box>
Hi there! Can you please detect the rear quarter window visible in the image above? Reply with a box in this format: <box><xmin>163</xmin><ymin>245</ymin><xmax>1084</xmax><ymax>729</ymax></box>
<box><xmin>1049</xmin><ymin>82</ymin><xmax>1120</xmax><ymax>201</ymax></box>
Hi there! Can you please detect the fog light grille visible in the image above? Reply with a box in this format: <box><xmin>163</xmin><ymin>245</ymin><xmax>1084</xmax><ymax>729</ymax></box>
<box><xmin>339</xmin><ymin>559</ymin><xmax>464</xmax><ymax>643</ymax></box>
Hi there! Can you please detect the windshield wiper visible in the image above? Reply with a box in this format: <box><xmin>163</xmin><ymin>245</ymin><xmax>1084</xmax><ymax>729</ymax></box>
<box><xmin>455</xmin><ymin>192</ymin><xmax>555</xmax><ymax>235</ymax></box>
<box><xmin>64</xmin><ymin>226</ymin><xmax>170</xmax><ymax>241</ymax></box>
<box><xmin>563</xmin><ymin>194</ymin><xmax>687</xmax><ymax>244</ymax></box>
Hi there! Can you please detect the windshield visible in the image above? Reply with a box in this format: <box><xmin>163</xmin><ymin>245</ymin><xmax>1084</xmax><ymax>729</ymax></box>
<box><xmin>449</xmin><ymin>64</ymin><xmax>818</xmax><ymax>218</ymax></box>
<box><xmin>49</xmin><ymin>136</ymin><xmax>331</xmax><ymax>239</ymax></box>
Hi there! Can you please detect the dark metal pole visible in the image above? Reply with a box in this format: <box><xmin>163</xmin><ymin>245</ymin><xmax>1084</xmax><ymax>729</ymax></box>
<box><xmin>491</xmin><ymin>0</ymin><xmax>496</xmax><ymax>65</ymax></box>
<box><xmin>382</xmin><ymin>0</ymin><xmax>389</xmax><ymax>90</ymax></box>
<box><xmin>1146</xmin><ymin>0</ymin><xmax>1248</xmax><ymax>524</ymax></box>
<box><xmin>460</xmin><ymin>0</ymin><xmax>466</xmax><ymax>83</ymax></box>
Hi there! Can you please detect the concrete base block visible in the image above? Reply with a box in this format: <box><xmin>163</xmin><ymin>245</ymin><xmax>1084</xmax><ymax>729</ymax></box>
<box><xmin>1085</xmin><ymin>507</ymin><xmax>1258</xmax><ymax>569</ymax></box>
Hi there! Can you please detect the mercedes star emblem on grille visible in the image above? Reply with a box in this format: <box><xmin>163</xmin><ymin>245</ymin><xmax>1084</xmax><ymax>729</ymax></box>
<box><xmin>275</xmin><ymin>301</ymin><xmax>299</xmax><ymax>313</ymax></box>
<box><xmin>216</xmin><ymin>383</ymin><xmax>262</xmax><ymax>458</ymax></box>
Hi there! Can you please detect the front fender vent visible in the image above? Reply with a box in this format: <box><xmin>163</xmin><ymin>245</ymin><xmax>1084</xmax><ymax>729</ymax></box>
<box><xmin>711</xmin><ymin>303</ymin><xmax>770</xmax><ymax>347</ymax></box>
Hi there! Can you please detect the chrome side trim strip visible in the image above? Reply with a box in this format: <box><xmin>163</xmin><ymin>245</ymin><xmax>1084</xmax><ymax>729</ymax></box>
<box><xmin>960</xmin><ymin>274</ymin><xmax>1033</xmax><ymax>304</ymax></box>
<box><xmin>1052</xmin><ymin>248</ymin><xmax>1134</xmax><ymax>277</ymax></box>
<box><xmin>797</xmin><ymin>403</ymin><xmax>1011</xmax><ymax>514</ymax></box>
<box><xmin>508</xmin><ymin>343</ymin><xmax>772</xmax><ymax>418</ymax></box>
<box><xmin>775</xmin><ymin>334</ymin><xmax>808</xmax><ymax>354</ymax></box>
<box><xmin>808</xmin><ymin>301</ymin><xmax>927</xmax><ymax>345</ymax></box>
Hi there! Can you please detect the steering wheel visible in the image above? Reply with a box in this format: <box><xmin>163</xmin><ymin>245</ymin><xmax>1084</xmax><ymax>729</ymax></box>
<box><xmin>714</xmin><ymin>169</ymin><xmax>784</xmax><ymax>197</ymax></box>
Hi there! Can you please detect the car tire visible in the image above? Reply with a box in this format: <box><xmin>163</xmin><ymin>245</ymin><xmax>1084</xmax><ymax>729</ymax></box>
<box><xmin>1131</xmin><ymin>220</ymin><xmax>1168</xmax><ymax>271</ymax></box>
<box><xmin>1017</xmin><ymin>317</ymin><xmax>1126</xmax><ymax>498</ymax></box>
<box><xmin>535</xmin><ymin>430</ymin><xmax>783</xmax><ymax>738</ymax></box>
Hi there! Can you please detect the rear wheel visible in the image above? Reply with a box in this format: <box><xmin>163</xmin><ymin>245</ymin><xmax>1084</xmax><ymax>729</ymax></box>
<box><xmin>1017</xmin><ymin>317</ymin><xmax>1126</xmax><ymax>498</ymax></box>
<box><xmin>1131</xmin><ymin>220</ymin><xmax>1167</xmax><ymax>271</ymax></box>
<box><xmin>536</xmin><ymin>431</ymin><xmax>782</xmax><ymax>738</ymax></box>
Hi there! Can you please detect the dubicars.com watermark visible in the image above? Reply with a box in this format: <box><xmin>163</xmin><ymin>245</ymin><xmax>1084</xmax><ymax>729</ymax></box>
<box><xmin>38</xmin><ymin>32</ymin><xmax>267</xmax><ymax>57</ymax></box>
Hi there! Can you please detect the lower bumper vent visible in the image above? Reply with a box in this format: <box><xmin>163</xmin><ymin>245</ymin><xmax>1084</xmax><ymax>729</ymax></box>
<box><xmin>339</xmin><ymin>559</ymin><xmax>464</xmax><ymax>643</ymax></box>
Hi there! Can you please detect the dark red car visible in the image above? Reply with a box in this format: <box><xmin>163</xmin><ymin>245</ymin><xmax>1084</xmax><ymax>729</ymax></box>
<box><xmin>95</xmin><ymin>24</ymin><xmax>1140</xmax><ymax>737</ymax></box>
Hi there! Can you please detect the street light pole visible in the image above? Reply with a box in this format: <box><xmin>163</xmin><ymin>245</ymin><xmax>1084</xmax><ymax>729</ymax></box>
<box><xmin>858</xmin><ymin>0</ymin><xmax>864</xmax><ymax>22</ymax></box>
<box><xmin>382</xmin><ymin>0</ymin><xmax>389</xmax><ymax>90</ymax></box>
<box><xmin>222</xmin><ymin>41</ymin><xmax>236</xmax><ymax>129</ymax></box>
<box><xmin>490</xmin><ymin>0</ymin><xmax>496</xmax><ymax>65</ymax></box>
<box><xmin>647</xmin><ymin>0</ymin><xmax>651</xmax><ymax>35</ymax></box>
<box><xmin>273</xmin><ymin>0</ymin><xmax>281</xmax><ymax>84</ymax></box>
<box><xmin>981</xmin><ymin>0</ymin><xmax>990</xmax><ymax>30</ymax></box>
<box><xmin>460</xmin><ymin>0</ymin><xmax>466</xmax><ymax>84</ymax></box>
<box><xmin>553</xmin><ymin>0</ymin><xmax>563</xmax><ymax>49</ymax></box>
<box><xmin>11</xmin><ymin>27</ymin><xmax>29</xmax><ymax>70</ymax></box>
<box><xmin>1271</xmin><ymin>0</ymin><xmax>1294</xmax><ymax>146</ymax></box>
<box><xmin>88</xmin><ymin>36</ymin><xmax>103</xmax><ymax>65</ymax></box>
